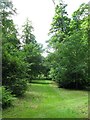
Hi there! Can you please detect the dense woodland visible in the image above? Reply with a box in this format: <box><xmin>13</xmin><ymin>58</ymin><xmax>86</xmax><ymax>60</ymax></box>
<box><xmin>0</xmin><ymin>0</ymin><xmax>90</xmax><ymax>109</ymax></box>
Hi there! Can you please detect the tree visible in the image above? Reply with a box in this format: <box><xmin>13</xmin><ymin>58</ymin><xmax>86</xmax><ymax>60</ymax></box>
<box><xmin>21</xmin><ymin>19</ymin><xmax>43</xmax><ymax>82</ymax></box>
<box><xmin>2</xmin><ymin>1</ymin><xmax>27</xmax><ymax>96</ymax></box>
<box><xmin>47</xmin><ymin>1</ymin><xmax>89</xmax><ymax>89</ymax></box>
<box><xmin>22</xmin><ymin>18</ymin><xmax>36</xmax><ymax>44</ymax></box>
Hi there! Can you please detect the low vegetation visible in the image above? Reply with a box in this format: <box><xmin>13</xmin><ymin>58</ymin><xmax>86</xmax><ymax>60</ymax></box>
<box><xmin>3</xmin><ymin>80</ymin><xmax>88</xmax><ymax>118</ymax></box>
<box><xmin>2</xmin><ymin>86</ymin><xmax>16</xmax><ymax>109</ymax></box>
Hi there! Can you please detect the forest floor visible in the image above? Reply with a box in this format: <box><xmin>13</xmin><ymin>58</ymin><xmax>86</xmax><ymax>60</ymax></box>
<box><xmin>2</xmin><ymin>80</ymin><xmax>88</xmax><ymax>118</ymax></box>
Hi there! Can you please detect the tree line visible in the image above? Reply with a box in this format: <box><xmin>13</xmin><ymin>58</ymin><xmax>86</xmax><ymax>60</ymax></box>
<box><xmin>47</xmin><ymin>1</ymin><xmax>90</xmax><ymax>89</ymax></box>
<box><xmin>1</xmin><ymin>0</ymin><xmax>48</xmax><ymax>108</ymax></box>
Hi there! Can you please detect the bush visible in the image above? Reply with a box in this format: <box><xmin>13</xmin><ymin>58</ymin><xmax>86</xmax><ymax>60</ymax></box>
<box><xmin>2</xmin><ymin>86</ymin><xmax>15</xmax><ymax>109</ymax></box>
<box><xmin>57</xmin><ymin>70</ymin><xmax>87</xmax><ymax>89</ymax></box>
<box><xmin>2</xmin><ymin>50</ymin><xmax>28</xmax><ymax>97</ymax></box>
<box><xmin>10</xmin><ymin>79</ymin><xmax>28</xmax><ymax>96</ymax></box>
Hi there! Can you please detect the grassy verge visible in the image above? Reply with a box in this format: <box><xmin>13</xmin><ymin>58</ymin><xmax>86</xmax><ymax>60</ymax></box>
<box><xmin>2</xmin><ymin>80</ymin><xmax>88</xmax><ymax>118</ymax></box>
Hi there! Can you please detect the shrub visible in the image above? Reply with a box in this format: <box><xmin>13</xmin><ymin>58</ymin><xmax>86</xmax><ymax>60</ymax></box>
<box><xmin>2</xmin><ymin>86</ymin><xmax>15</xmax><ymax>109</ymax></box>
<box><xmin>2</xmin><ymin>50</ymin><xmax>28</xmax><ymax>97</ymax></box>
<box><xmin>10</xmin><ymin>79</ymin><xmax>28</xmax><ymax>96</ymax></box>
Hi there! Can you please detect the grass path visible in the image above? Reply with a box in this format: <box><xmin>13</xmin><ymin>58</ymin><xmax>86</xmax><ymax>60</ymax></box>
<box><xmin>3</xmin><ymin>80</ymin><xmax>88</xmax><ymax>118</ymax></box>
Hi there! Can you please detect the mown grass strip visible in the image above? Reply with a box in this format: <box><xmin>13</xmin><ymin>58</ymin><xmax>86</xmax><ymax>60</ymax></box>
<box><xmin>2</xmin><ymin>80</ymin><xmax>88</xmax><ymax>118</ymax></box>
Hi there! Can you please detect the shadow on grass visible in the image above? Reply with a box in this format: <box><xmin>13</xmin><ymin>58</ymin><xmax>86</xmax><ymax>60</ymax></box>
<box><xmin>31</xmin><ymin>81</ymin><xmax>52</xmax><ymax>85</ymax></box>
<box><xmin>31</xmin><ymin>80</ymin><xmax>52</xmax><ymax>85</ymax></box>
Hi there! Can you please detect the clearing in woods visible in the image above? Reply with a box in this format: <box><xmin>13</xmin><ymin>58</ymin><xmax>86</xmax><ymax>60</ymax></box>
<box><xmin>3</xmin><ymin>80</ymin><xmax>88</xmax><ymax>118</ymax></box>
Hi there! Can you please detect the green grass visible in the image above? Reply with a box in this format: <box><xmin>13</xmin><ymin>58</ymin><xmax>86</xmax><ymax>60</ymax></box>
<box><xmin>2</xmin><ymin>80</ymin><xmax>88</xmax><ymax>118</ymax></box>
<box><xmin>0</xmin><ymin>87</ymin><xmax>2</xmax><ymax>118</ymax></box>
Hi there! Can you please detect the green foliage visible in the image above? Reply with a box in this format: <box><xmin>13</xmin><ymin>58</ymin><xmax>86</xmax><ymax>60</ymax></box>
<box><xmin>2</xmin><ymin>86</ymin><xmax>15</xmax><ymax>109</ymax></box>
<box><xmin>22</xmin><ymin>18</ymin><xmax>36</xmax><ymax>44</ymax></box>
<box><xmin>21</xmin><ymin>19</ymin><xmax>44</xmax><ymax>82</ymax></box>
<box><xmin>47</xmin><ymin>1</ymin><xmax>89</xmax><ymax>89</ymax></box>
<box><xmin>2</xmin><ymin>1</ymin><xmax>28</xmax><ymax>97</ymax></box>
<box><xmin>37</xmin><ymin>56</ymin><xmax>51</xmax><ymax>79</ymax></box>
<box><xmin>2</xmin><ymin>30</ymin><xmax>28</xmax><ymax>96</ymax></box>
<box><xmin>10</xmin><ymin>79</ymin><xmax>28</xmax><ymax>96</ymax></box>
<box><xmin>2</xmin><ymin>0</ymin><xmax>44</xmax><ymax>99</ymax></box>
